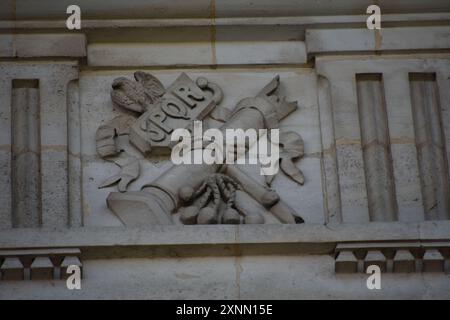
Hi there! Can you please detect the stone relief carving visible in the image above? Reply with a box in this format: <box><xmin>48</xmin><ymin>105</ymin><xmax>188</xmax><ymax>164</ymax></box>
<box><xmin>96</xmin><ymin>72</ymin><xmax>306</xmax><ymax>225</ymax></box>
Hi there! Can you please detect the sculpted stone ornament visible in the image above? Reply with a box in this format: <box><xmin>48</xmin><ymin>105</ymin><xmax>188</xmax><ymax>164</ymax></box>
<box><xmin>129</xmin><ymin>73</ymin><xmax>223</xmax><ymax>155</ymax></box>
<box><xmin>178</xmin><ymin>173</ymin><xmax>244</xmax><ymax>225</ymax></box>
<box><xmin>96</xmin><ymin>72</ymin><xmax>223</xmax><ymax>191</ymax></box>
<box><xmin>96</xmin><ymin>72</ymin><xmax>306</xmax><ymax>225</ymax></box>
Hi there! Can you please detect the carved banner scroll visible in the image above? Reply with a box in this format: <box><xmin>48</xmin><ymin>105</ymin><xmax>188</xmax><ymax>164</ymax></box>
<box><xmin>130</xmin><ymin>73</ymin><xmax>223</xmax><ymax>155</ymax></box>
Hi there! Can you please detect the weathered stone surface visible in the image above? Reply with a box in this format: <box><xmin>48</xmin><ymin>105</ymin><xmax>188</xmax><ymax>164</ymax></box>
<box><xmin>88</xmin><ymin>43</ymin><xmax>213</xmax><ymax>67</ymax></box>
<box><xmin>0</xmin><ymin>34</ymin><xmax>86</xmax><ymax>58</ymax></box>
<box><xmin>2</xmin><ymin>223</ymin><xmax>449</xmax><ymax>257</ymax></box>
<box><xmin>1</xmin><ymin>257</ymin><xmax>24</xmax><ymax>281</ymax></box>
<box><xmin>364</xmin><ymin>250</ymin><xmax>387</xmax><ymax>273</ymax></box>
<box><xmin>88</xmin><ymin>41</ymin><xmax>306</xmax><ymax>67</ymax></box>
<box><xmin>30</xmin><ymin>257</ymin><xmax>54</xmax><ymax>280</ymax></box>
<box><xmin>356</xmin><ymin>74</ymin><xmax>397</xmax><ymax>222</ymax></box>
<box><xmin>306</xmin><ymin>27</ymin><xmax>450</xmax><ymax>54</ymax></box>
<box><xmin>215</xmin><ymin>41</ymin><xmax>306</xmax><ymax>65</ymax></box>
<box><xmin>1</xmin><ymin>1</ymin><xmax>450</xmax><ymax>300</ymax></box>
<box><xmin>410</xmin><ymin>73</ymin><xmax>450</xmax><ymax>220</ymax></box>
<box><xmin>335</xmin><ymin>251</ymin><xmax>358</xmax><ymax>273</ymax></box>
<box><xmin>5</xmin><ymin>0</ymin><xmax>449</xmax><ymax>20</ymax></box>
<box><xmin>0</xmin><ymin>62</ymin><xmax>80</xmax><ymax>229</ymax></box>
<box><xmin>423</xmin><ymin>249</ymin><xmax>445</xmax><ymax>272</ymax></box>
<box><xmin>0</xmin><ymin>34</ymin><xmax>13</xmax><ymax>57</ymax></box>
<box><xmin>60</xmin><ymin>256</ymin><xmax>83</xmax><ymax>280</ymax></box>
<box><xmin>393</xmin><ymin>250</ymin><xmax>416</xmax><ymax>273</ymax></box>
<box><xmin>0</xmin><ymin>255</ymin><xmax>450</xmax><ymax>299</ymax></box>
<box><xmin>0</xmin><ymin>79</ymin><xmax>12</xmax><ymax>229</ymax></box>
<box><xmin>317</xmin><ymin>56</ymin><xmax>450</xmax><ymax>224</ymax></box>
<box><xmin>11</xmin><ymin>81</ymin><xmax>41</xmax><ymax>228</ymax></box>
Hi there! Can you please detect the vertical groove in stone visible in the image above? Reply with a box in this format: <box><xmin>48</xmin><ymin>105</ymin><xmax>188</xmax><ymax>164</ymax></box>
<box><xmin>11</xmin><ymin>79</ymin><xmax>42</xmax><ymax>228</ymax></box>
<box><xmin>409</xmin><ymin>73</ymin><xmax>450</xmax><ymax>220</ymax></box>
<box><xmin>0</xmin><ymin>80</ymin><xmax>13</xmax><ymax>229</ymax></box>
<box><xmin>356</xmin><ymin>74</ymin><xmax>398</xmax><ymax>222</ymax></box>
<box><xmin>383</xmin><ymin>72</ymin><xmax>424</xmax><ymax>222</ymax></box>
<box><xmin>318</xmin><ymin>76</ymin><xmax>342</xmax><ymax>224</ymax></box>
<box><xmin>67</xmin><ymin>80</ymin><xmax>83</xmax><ymax>227</ymax></box>
<box><xmin>329</xmin><ymin>74</ymin><xmax>370</xmax><ymax>223</ymax></box>
<box><xmin>40</xmin><ymin>77</ymin><xmax>69</xmax><ymax>228</ymax></box>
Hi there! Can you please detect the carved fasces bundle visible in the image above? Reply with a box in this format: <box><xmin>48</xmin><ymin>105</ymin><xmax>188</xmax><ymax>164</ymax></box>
<box><xmin>178</xmin><ymin>173</ymin><xmax>271</xmax><ymax>225</ymax></box>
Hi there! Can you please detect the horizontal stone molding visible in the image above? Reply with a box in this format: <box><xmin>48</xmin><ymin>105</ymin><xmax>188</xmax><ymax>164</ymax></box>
<box><xmin>87</xmin><ymin>41</ymin><xmax>306</xmax><ymax>67</ymax></box>
<box><xmin>0</xmin><ymin>222</ymin><xmax>449</xmax><ymax>258</ymax></box>
<box><xmin>1</xmin><ymin>13</ymin><xmax>450</xmax><ymax>30</ymax></box>
<box><xmin>0</xmin><ymin>34</ymin><xmax>87</xmax><ymax>58</ymax></box>
<box><xmin>2</xmin><ymin>0</ymin><xmax>449</xmax><ymax>20</ymax></box>
<box><xmin>306</xmin><ymin>26</ymin><xmax>450</xmax><ymax>54</ymax></box>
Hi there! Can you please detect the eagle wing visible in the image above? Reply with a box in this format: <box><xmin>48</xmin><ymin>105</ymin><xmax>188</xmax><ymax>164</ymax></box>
<box><xmin>134</xmin><ymin>71</ymin><xmax>165</xmax><ymax>104</ymax></box>
<box><xmin>111</xmin><ymin>77</ymin><xmax>146</xmax><ymax>113</ymax></box>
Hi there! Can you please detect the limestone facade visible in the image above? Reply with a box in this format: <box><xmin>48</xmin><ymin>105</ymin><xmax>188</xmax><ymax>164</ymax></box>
<box><xmin>0</xmin><ymin>0</ymin><xmax>450</xmax><ymax>299</ymax></box>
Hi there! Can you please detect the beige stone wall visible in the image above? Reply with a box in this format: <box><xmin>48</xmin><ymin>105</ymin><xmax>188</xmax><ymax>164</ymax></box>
<box><xmin>1</xmin><ymin>0</ymin><xmax>450</xmax><ymax>299</ymax></box>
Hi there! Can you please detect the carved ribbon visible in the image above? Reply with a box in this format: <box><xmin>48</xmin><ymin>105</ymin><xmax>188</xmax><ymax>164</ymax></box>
<box><xmin>263</xmin><ymin>130</ymin><xmax>305</xmax><ymax>186</ymax></box>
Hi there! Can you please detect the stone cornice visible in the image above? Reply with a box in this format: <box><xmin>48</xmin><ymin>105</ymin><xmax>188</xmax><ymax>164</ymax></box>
<box><xmin>1</xmin><ymin>13</ymin><xmax>449</xmax><ymax>30</ymax></box>
<box><xmin>2</xmin><ymin>0</ymin><xmax>449</xmax><ymax>20</ymax></box>
<box><xmin>0</xmin><ymin>221</ymin><xmax>449</xmax><ymax>258</ymax></box>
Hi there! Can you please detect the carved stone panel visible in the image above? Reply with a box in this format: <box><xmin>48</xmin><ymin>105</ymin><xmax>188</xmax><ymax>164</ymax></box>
<box><xmin>84</xmin><ymin>71</ymin><xmax>323</xmax><ymax>226</ymax></box>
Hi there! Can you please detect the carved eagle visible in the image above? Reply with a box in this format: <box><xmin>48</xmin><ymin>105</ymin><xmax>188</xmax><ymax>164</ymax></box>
<box><xmin>111</xmin><ymin>71</ymin><xmax>165</xmax><ymax>113</ymax></box>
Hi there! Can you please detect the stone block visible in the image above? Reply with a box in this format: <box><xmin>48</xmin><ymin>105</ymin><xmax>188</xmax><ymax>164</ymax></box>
<box><xmin>60</xmin><ymin>256</ymin><xmax>83</xmax><ymax>280</ymax></box>
<box><xmin>335</xmin><ymin>251</ymin><xmax>358</xmax><ymax>273</ymax></box>
<box><xmin>422</xmin><ymin>249</ymin><xmax>445</xmax><ymax>272</ymax></box>
<box><xmin>0</xmin><ymin>257</ymin><xmax>24</xmax><ymax>280</ymax></box>
<box><xmin>306</xmin><ymin>27</ymin><xmax>450</xmax><ymax>54</ymax></box>
<box><xmin>30</xmin><ymin>257</ymin><xmax>54</xmax><ymax>280</ymax></box>
<box><xmin>0</xmin><ymin>34</ymin><xmax>86</xmax><ymax>58</ymax></box>
<box><xmin>216</xmin><ymin>41</ymin><xmax>306</xmax><ymax>65</ymax></box>
<box><xmin>88</xmin><ymin>43</ymin><xmax>214</xmax><ymax>67</ymax></box>
<box><xmin>364</xmin><ymin>250</ymin><xmax>386</xmax><ymax>273</ymax></box>
<box><xmin>0</xmin><ymin>34</ymin><xmax>13</xmax><ymax>57</ymax></box>
<box><xmin>393</xmin><ymin>250</ymin><xmax>416</xmax><ymax>273</ymax></box>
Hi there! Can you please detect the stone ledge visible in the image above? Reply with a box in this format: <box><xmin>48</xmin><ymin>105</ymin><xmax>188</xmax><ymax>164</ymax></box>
<box><xmin>0</xmin><ymin>221</ymin><xmax>449</xmax><ymax>258</ymax></box>
<box><xmin>0</xmin><ymin>34</ymin><xmax>87</xmax><ymax>58</ymax></box>
<box><xmin>2</xmin><ymin>0</ymin><xmax>449</xmax><ymax>20</ymax></box>
<box><xmin>2</xmin><ymin>13</ymin><xmax>450</xmax><ymax>29</ymax></box>
<box><xmin>306</xmin><ymin>26</ymin><xmax>450</xmax><ymax>54</ymax></box>
<box><xmin>87</xmin><ymin>41</ymin><xmax>307</xmax><ymax>67</ymax></box>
